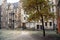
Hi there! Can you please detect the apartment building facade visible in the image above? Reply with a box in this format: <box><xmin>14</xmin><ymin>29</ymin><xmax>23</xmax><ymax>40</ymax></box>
<box><xmin>1</xmin><ymin>0</ymin><xmax>21</xmax><ymax>29</ymax></box>
<box><xmin>20</xmin><ymin>0</ymin><xmax>57</xmax><ymax>30</ymax></box>
<box><xmin>0</xmin><ymin>0</ymin><xmax>57</xmax><ymax>30</ymax></box>
<box><xmin>6</xmin><ymin>2</ymin><xmax>21</xmax><ymax>29</ymax></box>
<box><xmin>1</xmin><ymin>0</ymin><xmax>8</xmax><ymax>28</ymax></box>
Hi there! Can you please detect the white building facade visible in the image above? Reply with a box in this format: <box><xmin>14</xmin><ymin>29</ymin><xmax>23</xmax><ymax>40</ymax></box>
<box><xmin>0</xmin><ymin>0</ymin><xmax>57</xmax><ymax>30</ymax></box>
<box><xmin>6</xmin><ymin>2</ymin><xmax>21</xmax><ymax>29</ymax></box>
<box><xmin>1</xmin><ymin>0</ymin><xmax>8</xmax><ymax>28</ymax></box>
<box><xmin>1</xmin><ymin>0</ymin><xmax>21</xmax><ymax>29</ymax></box>
<box><xmin>19</xmin><ymin>0</ymin><xmax>57</xmax><ymax>30</ymax></box>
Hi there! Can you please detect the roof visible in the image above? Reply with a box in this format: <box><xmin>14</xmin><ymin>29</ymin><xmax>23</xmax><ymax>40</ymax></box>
<box><xmin>13</xmin><ymin>2</ymin><xmax>18</xmax><ymax>9</ymax></box>
<box><xmin>7</xmin><ymin>2</ymin><xmax>18</xmax><ymax>9</ymax></box>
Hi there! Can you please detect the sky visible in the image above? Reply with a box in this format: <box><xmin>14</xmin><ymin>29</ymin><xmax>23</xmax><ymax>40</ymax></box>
<box><xmin>0</xmin><ymin>0</ymin><xmax>19</xmax><ymax>5</ymax></box>
<box><xmin>0</xmin><ymin>0</ymin><xmax>2</xmax><ymax>5</ymax></box>
<box><xmin>7</xmin><ymin>0</ymin><xmax>19</xmax><ymax>3</ymax></box>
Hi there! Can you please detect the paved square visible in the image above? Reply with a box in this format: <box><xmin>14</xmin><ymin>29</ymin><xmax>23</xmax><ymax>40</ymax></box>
<box><xmin>0</xmin><ymin>29</ymin><xmax>60</xmax><ymax>40</ymax></box>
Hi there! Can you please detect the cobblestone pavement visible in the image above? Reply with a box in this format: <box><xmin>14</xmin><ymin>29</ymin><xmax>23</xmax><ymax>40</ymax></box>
<box><xmin>0</xmin><ymin>29</ymin><xmax>60</xmax><ymax>40</ymax></box>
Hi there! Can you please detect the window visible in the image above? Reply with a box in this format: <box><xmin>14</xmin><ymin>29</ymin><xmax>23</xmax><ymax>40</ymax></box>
<box><xmin>45</xmin><ymin>22</ymin><xmax>47</xmax><ymax>26</ymax></box>
<box><xmin>52</xmin><ymin>2</ymin><xmax>54</xmax><ymax>4</ymax></box>
<box><xmin>9</xmin><ymin>19</ymin><xmax>12</xmax><ymax>22</ymax></box>
<box><xmin>49</xmin><ymin>8</ymin><xmax>51</xmax><ymax>12</ymax></box>
<box><xmin>49</xmin><ymin>22</ymin><xmax>52</xmax><ymax>26</ymax></box>
<box><xmin>52</xmin><ymin>6</ymin><xmax>54</xmax><ymax>12</ymax></box>
<box><xmin>24</xmin><ymin>17</ymin><xmax>26</xmax><ymax>20</ymax></box>
<box><xmin>9</xmin><ymin>13</ymin><xmax>15</xmax><ymax>17</ymax></box>
<box><xmin>52</xmin><ymin>8</ymin><xmax>54</xmax><ymax>12</ymax></box>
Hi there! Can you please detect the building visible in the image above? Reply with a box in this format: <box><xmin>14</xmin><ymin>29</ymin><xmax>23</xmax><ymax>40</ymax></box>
<box><xmin>57</xmin><ymin>0</ymin><xmax>60</xmax><ymax>33</ymax></box>
<box><xmin>48</xmin><ymin>0</ymin><xmax>57</xmax><ymax>30</ymax></box>
<box><xmin>8</xmin><ymin>1</ymin><xmax>22</xmax><ymax>29</ymax></box>
<box><xmin>19</xmin><ymin>0</ymin><xmax>57</xmax><ymax>30</ymax></box>
<box><xmin>6</xmin><ymin>2</ymin><xmax>21</xmax><ymax>29</ymax></box>
<box><xmin>0</xmin><ymin>0</ymin><xmax>57</xmax><ymax>30</ymax></box>
<box><xmin>1</xmin><ymin>0</ymin><xmax>8</xmax><ymax>28</ymax></box>
<box><xmin>0</xmin><ymin>5</ymin><xmax>1</xmax><ymax>29</ymax></box>
<box><xmin>1</xmin><ymin>0</ymin><xmax>21</xmax><ymax>29</ymax></box>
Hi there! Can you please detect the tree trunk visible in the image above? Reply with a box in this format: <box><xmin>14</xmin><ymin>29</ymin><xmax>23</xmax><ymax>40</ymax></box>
<box><xmin>41</xmin><ymin>16</ymin><xmax>45</xmax><ymax>37</ymax></box>
<box><xmin>36</xmin><ymin>0</ymin><xmax>45</xmax><ymax>36</ymax></box>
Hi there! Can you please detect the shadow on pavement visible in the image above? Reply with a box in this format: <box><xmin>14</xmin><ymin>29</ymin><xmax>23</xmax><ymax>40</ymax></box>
<box><xmin>31</xmin><ymin>34</ymin><xmax>60</xmax><ymax>40</ymax></box>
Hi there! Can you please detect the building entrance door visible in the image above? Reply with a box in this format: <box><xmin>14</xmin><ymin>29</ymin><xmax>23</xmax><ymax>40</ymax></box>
<box><xmin>37</xmin><ymin>25</ymin><xmax>39</xmax><ymax>29</ymax></box>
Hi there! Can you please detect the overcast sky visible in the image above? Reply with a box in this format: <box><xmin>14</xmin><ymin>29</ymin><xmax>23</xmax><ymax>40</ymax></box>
<box><xmin>7</xmin><ymin>0</ymin><xmax>19</xmax><ymax>3</ymax></box>
<box><xmin>0</xmin><ymin>0</ymin><xmax>19</xmax><ymax>5</ymax></box>
<box><xmin>0</xmin><ymin>0</ymin><xmax>2</xmax><ymax>5</ymax></box>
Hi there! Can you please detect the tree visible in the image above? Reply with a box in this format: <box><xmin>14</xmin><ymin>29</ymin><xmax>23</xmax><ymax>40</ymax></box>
<box><xmin>21</xmin><ymin>0</ymin><xmax>55</xmax><ymax>37</ymax></box>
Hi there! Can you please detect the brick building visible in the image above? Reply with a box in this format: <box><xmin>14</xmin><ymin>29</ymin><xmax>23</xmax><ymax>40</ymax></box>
<box><xmin>57</xmin><ymin>0</ymin><xmax>60</xmax><ymax>33</ymax></box>
<box><xmin>0</xmin><ymin>5</ymin><xmax>1</xmax><ymax>29</ymax></box>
